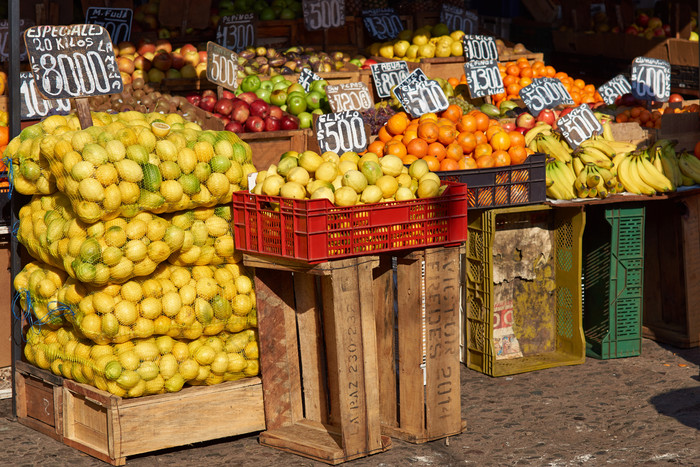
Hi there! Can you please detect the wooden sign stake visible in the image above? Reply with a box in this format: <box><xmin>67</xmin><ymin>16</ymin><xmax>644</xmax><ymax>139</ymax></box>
<box><xmin>217</xmin><ymin>85</ymin><xmax>224</xmax><ymax>100</ymax></box>
<box><xmin>75</xmin><ymin>97</ymin><xmax>94</xmax><ymax>129</ymax></box>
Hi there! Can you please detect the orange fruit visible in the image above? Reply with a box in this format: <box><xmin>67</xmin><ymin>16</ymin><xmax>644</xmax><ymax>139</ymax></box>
<box><xmin>445</xmin><ymin>142</ymin><xmax>464</xmax><ymax>161</ymax></box>
<box><xmin>490</xmin><ymin>131</ymin><xmax>511</xmax><ymax>151</ymax></box>
<box><xmin>493</xmin><ymin>150</ymin><xmax>511</xmax><ymax>167</ymax></box>
<box><xmin>545</xmin><ymin>66</ymin><xmax>556</xmax><ymax>77</ymax></box>
<box><xmin>367</xmin><ymin>140</ymin><xmax>385</xmax><ymax>157</ymax></box>
<box><xmin>508</xmin><ymin>146</ymin><xmax>529</xmax><ymax>165</ymax></box>
<box><xmin>456</xmin><ymin>132</ymin><xmax>477</xmax><ymax>154</ymax></box>
<box><xmin>419</xmin><ymin>112</ymin><xmax>438</xmax><ymax>123</ymax></box>
<box><xmin>518</xmin><ymin>77</ymin><xmax>532</xmax><ymax>88</ymax></box>
<box><xmin>402</xmin><ymin>154</ymin><xmax>419</xmax><ymax>164</ymax></box>
<box><xmin>386</xmin><ymin>113</ymin><xmax>409</xmax><ymax>135</ymax></box>
<box><xmin>439</xmin><ymin>158</ymin><xmax>459</xmax><ymax>171</ymax></box>
<box><xmin>507</xmin><ymin>131</ymin><xmax>525</xmax><ymax>148</ymax></box>
<box><xmin>423</xmin><ymin>155</ymin><xmax>440</xmax><ymax>171</ymax></box>
<box><xmin>378</xmin><ymin>126</ymin><xmax>392</xmax><ymax>143</ymax></box>
<box><xmin>458</xmin><ymin>157</ymin><xmax>478</xmax><ymax>170</ymax></box>
<box><xmin>428</xmin><ymin>142</ymin><xmax>447</xmax><ymax>161</ymax></box>
<box><xmin>473</xmin><ymin>112</ymin><xmax>490</xmax><ymax>132</ymax></box>
<box><xmin>476</xmin><ymin>154</ymin><xmax>495</xmax><ymax>168</ymax></box>
<box><xmin>615</xmin><ymin>113</ymin><xmax>629</xmax><ymax>123</ymax></box>
<box><xmin>447</xmin><ymin>77</ymin><xmax>459</xmax><ymax>88</ymax></box>
<box><xmin>520</xmin><ymin>67</ymin><xmax>533</xmax><ymax>78</ymax></box>
<box><xmin>574</xmin><ymin>78</ymin><xmax>585</xmax><ymax>89</ymax></box>
<box><xmin>438</xmin><ymin>125</ymin><xmax>457</xmax><ymax>145</ymax></box>
<box><xmin>402</xmin><ymin>128</ymin><xmax>418</xmax><ymax>146</ymax></box>
<box><xmin>506</xmin><ymin>64</ymin><xmax>520</xmax><ymax>76</ymax></box>
<box><xmin>485</xmin><ymin>125</ymin><xmax>503</xmax><ymax>141</ymax></box>
<box><xmin>506</xmin><ymin>83</ymin><xmax>520</xmax><ymax>96</ymax></box>
<box><xmin>406</xmin><ymin>138</ymin><xmax>429</xmax><ymax>158</ymax></box>
<box><xmin>457</xmin><ymin>115</ymin><xmax>477</xmax><ymax>133</ymax></box>
<box><xmin>473</xmin><ymin>130</ymin><xmax>487</xmax><ymax>146</ymax></box>
<box><xmin>384</xmin><ymin>140</ymin><xmax>407</xmax><ymax>158</ymax></box>
<box><xmin>503</xmin><ymin>75</ymin><xmax>518</xmax><ymax>86</ymax></box>
<box><xmin>474</xmin><ymin>143</ymin><xmax>493</xmax><ymax>158</ymax></box>
<box><xmin>417</xmin><ymin>121</ymin><xmax>439</xmax><ymax>143</ymax></box>
<box><xmin>442</xmin><ymin>104</ymin><xmax>463</xmax><ymax>123</ymax></box>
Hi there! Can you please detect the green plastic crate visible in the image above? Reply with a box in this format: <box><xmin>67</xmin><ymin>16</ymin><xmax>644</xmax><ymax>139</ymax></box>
<box><xmin>583</xmin><ymin>206</ymin><xmax>645</xmax><ymax>359</ymax></box>
<box><xmin>464</xmin><ymin>204</ymin><xmax>586</xmax><ymax>377</ymax></box>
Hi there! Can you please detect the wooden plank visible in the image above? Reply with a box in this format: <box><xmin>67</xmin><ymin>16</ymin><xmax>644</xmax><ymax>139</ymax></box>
<box><xmin>681</xmin><ymin>194</ymin><xmax>700</xmax><ymax>343</ymax></box>
<box><xmin>357</xmin><ymin>257</ymin><xmax>383</xmax><ymax>454</ymax></box>
<box><xmin>423</xmin><ymin>246</ymin><xmax>463</xmax><ymax>440</ymax></box>
<box><xmin>320</xmin><ymin>274</ymin><xmax>341</xmax><ymax>429</ymax></box>
<box><xmin>395</xmin><ymin>251</ymin><xmax>425</xmax><ymax>435</ymax></box>
<box><xmin>658</xmin><ymin>201</ymin><xmax>687</xmax><ymax>328</ymax></box>
<box><xmin>260</xmin><ymin>421</ymin><xmax>347</xmax><ymax>465</ymax></box>
<box><xmin>294</xmin><ymin>273</ymin><xmax>328</xmax><ymax>423</ymax></box>
<box><xmin>15</xmin><ymin>363</ymin><xmax>63</xmax><ymax>441</ymax></box>
<box><xmin>373</xmin><ymin>255</ymin><xmax>397</xmax><ymax>428</ymax></box>
<box><xmin>330</xmin><ymin>258</ymin><xmax>369</xmax><ymax>458</ymax></box>
<box><xmin>255</xmin><ymin>268</ymin><xmax>303</xmax><ymax>429</ymax></box>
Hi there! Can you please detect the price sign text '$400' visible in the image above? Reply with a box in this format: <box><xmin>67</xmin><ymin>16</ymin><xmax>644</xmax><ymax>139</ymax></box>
<box><xmin>316</xmin><ymin>111</ymin><xmax>367</xmax><ymax>154</ymax></box>
<box><xmin>24</xmin><ymin>24</ymin><xmax>123</xmax><ymax>99</ymax></box>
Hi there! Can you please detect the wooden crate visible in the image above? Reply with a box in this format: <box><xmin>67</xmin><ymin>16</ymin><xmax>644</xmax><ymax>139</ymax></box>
<box><xmin>62</xmin><ymin>377</ymin><xmax>265</xmax><ymax>466</ymax></box>
<box><xmin>15</xmin><ymin>360</ymin><xmax>63</xmax><ymax>442</ymax></box>
<box><xmin>240</xmin><ymin>129</ymin><xmax>310</xmax><ymax>171</ymax></box>
<box><xmin>298</xmin><ymin>17</ymin><xmax>361</xmax><ymax>54</ymax></box>
<box><xmin>245</xmin><ymin>254</ymin><xmax>392</xmax><ymax>465</ymax></box>
<box><xmin>374</xmin><ymin>246</ymin><xmax>466</xmax><ymax>443</ymax></box>
<box><xmin>257</xmin><ymin>19</ymin><xmax>300</xmax><ymax>48</ymax></box>
<box><xmin>643</xmin><ymin>191</ymin><xmax>700</xmax><ymax>348</ymax></box>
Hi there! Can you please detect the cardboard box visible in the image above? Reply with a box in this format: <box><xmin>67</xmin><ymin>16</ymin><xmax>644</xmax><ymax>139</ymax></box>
<box><xmin>657</xmin><ymin>112</ymin><xmax>700</xmax><ymax>152</ymax></box>
<box><xmin>667</xmin><ymin>39</ymin><xmax>699</xmax><ymax>67</ymax></box>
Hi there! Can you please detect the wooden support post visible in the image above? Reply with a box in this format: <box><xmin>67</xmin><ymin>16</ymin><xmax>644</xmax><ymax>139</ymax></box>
<box><xmin>75</xmin><ymin>97</ymin><xmax>93</xmax><ymax>129</ymax></box>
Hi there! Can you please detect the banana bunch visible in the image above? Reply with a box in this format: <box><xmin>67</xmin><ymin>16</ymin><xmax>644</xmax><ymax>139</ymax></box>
<box><xmin>545</xmin><ymin>158</ymin><xmax>576</xmax><ymax>200</ymax></box>
<box><xmin>648</xmin><ymin>139</ymin><xmax>688</xmax><ymax>189</ymax></box>
<box><xmin>616</xmin><ymin>150</ymin><xmax>674</xmax><ymax>195</ymax></box>
<box><xmin>525</xmin><ymin>124</ymin><xmax>552</xmax><ymax>151</ymax></box>
<box><xmin>678</xmin><ymin>151</ymin><xmax>700</xmax><ymax>185</ymax></box>
<box><xmin>536</xmin><ymin>133</ymin><xmax>573</xmax><ymax>163</ymax></box>
<box><xmin>573</xmin><ymin>163</ymin><xmax>623</xmax><ymax>198</ymax></box>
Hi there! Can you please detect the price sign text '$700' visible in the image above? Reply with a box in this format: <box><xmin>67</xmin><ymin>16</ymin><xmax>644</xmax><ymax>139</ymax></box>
<box><xmin>316</xmin><ymin>111</ymin><xmax>367</xmax><ymax>154</ymax></box>
<box><xmin>24</xmin><ymin>24</ymin><xmax>123</xmax><ymax>100</ymax></box>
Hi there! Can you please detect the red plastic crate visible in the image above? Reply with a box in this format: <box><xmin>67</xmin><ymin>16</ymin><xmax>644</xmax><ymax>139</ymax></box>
<box><xmin>232</xmin><ymin>182</ymin><xmax>468</xmax><ymax>263</ymax></box>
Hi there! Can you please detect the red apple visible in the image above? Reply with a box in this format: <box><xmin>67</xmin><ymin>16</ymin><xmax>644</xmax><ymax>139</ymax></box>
<box><xmin>637</xmin><ymin>13</ymin><xmax>649</xmax><ymax>27</ymax></box>
<box><xmin>264</xmin><ymin>116</ymin><xmax>281</xmax><ymax>132</ymax></box>
<box><xmin>117</xmin><ymin>56</ymin><xmax>135</xmax><ymax>74</ymax></box>
<box><xmin>186</xmin><ymin>92</ymin><xmax>201</xmax><ymax>106</ymax></box>
<box><xmin>214</xmin><ymin>98</ymin><xmax>235</xmax><ymax>116</ymax></box>
<box><xmin>250</xmin><ymin>99</ymin><xmax>270</xmax><ymax>119</ymax></box>
<box><xmin>245</xmin><ymin>116</ymin><xmax>265</xmax><ymax>132</ymax></box>
<box><xmin>559</xmin><ymin>107</ymin><xmax>574</xmax><ymax>118</ymax></box>
<box><xmin>648</xmin><ymin>17</ymin><xmax>663</xmax><ymax>30</ymax></box>
<box><xmin>170</xmin><ymin>52</ymin><xmax>185</xmax><ymax>70</ymax></box>
<box><xmin>500</xmin><ymin>121</ymin><xmax>516</xmax><ymax>132</ymax></box>
<box><xmin>133</xmin><ymin>55</ymin><xmax>151</xmax><ymax>71</ymax></box>
<box><xmin>238</xmin><ymin>92</ymin><xmax>257</xmax><ymax>105</ymax></box>
<box><xmin>155</xmin><ymin>39</ymin><xmax>172</xmax><ymax>53</ymax></box>
<box><xmin>222</xmin><ymin>90</ymin><xmax>235</xmax><ymax>99</ymax></box>
<box><xmin>281</xmin><ymin>115</ymin><xmax>299</xmax><ymax>130</ymax></box>
<box><xmin>625</xmin><ymin>25</ymin><xmax>639</xmax><ymax>35</ymax></box>
<box><xmin>180</xmin><ymin>43</ymin><xmax>198</xmax><ymax>55</ymax></box>
<box><xmin>515</xmin><ymin>112</ymin><xmax>536</xmax><ymax>130</ymax></box>
<box><xmin>219</xmin><ymin>116</ymin><xmax>230</xmax><ymax>125</ymax></box>
<box><xmin>663</xmin><ymin>24</ymin><xmax>672</xmax><ymax>37</ymax></box>
<box><xmin>199</xmin><ymin>95</ymin><xmax>217</xmax><ymax>112</ymax></box>
<box><xmin>152</xmin><ymin>52</ymin><xmax>172</xmax><ymax>72</ymax></box>
<box><xmin>202</xmin><ymin>89</ymin><xmax>216</xmax><ymax>99</ymax></box>
<box><xmin>653</xmin><ymin>27</ymin><xmax>666</xmax><ymax>37</ymax></box>
<box><xmin>198</xmin><ymin>51</ymin><xmax>208</xmax><ymax>63</ymax></box>
<box><xmin>269</xmin><ymin>106</ymin><xmax>283</xmax><ymax>119</ymax></box>
<box><xmin>137</xmin><ymin>42</ymin><xmax>156</xmax><ymax>56</ymax></box>
<box><xmin>536</xmin><ymin>109</ymin><xmax>556</xmax><ymax>126</ymax></box>
<box><xmin>513</xmin><ymin>127</ymin><xmax>529</xmax><ymax>136</ymax></box>
<box><xmin>225</xmin><ymin>121</ymin><xmax>245</xmax><ymax>133</ymax></box>
<box><xmin>118</xmin><ymin>41</ymin><xmax>136</xmax><ymax>56</ymax></box>
<box><xmin>231</xmin><ymin>101</ymin><xmax>250</xmax><ymax>123</ymax></box>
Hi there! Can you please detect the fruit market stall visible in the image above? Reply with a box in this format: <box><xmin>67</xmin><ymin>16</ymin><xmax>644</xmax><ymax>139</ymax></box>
<box><xmin>4</xmin><ymin>0</ymin><xmax>700</xmax><ymax>465</ymax></box>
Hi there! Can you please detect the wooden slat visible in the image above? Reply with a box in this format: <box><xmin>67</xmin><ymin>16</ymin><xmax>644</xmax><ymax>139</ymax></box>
<box><xmin>321</xmin><ymin>275</ymin><xmax>341</xmax><ymax>428</ymax></box>
<box><xmin>373</xmin><ymin>255</ymin><xmax>397</xmax><ymax>428</ymax></box>
<box><xmin>682</xmin><ymin>195</ymin><xmax>700</xmax><ymax>343</ymax></box>
<box><xmin>294</xmin><ymin>273</ymin><xmax>328</xmax><ymax>423</ymax></box>
<box><xmin>357</xmin><ymin>257</ymin><xmax>383</xmax><ymax>454</ymax></box>
<box><xmin>255</xmin><ymin>269</ymin><xmax>303</xmax><ymax>429</ymax></box>
<box><xmin>15</xmin><ymin>364</ymin><xmax>63</xmax><ymax>441</ymax></box>
<box><xmin>330</xmin><ymin>259</ymin><xmax>368</xmax><ymax>458</ymax></box>
<box><xmin>395</xmin><ymin>252</ymin><xmax>425</xmax><ymax>434</ymax></box>
<box><xmin>259</xmin><ymin>421</ymin><xmax>347</xmax><ymax>465</ymax></box>
<box><xmin>423</xmin><ymin>246</ymin><xmax>463</xmax><ymax>440</ymax></box>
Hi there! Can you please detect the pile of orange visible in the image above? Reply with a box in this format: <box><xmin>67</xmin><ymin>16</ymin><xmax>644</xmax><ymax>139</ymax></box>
<box><xmin>448</xmin><ymin>57</ymin><xmax>605</xmax><ymax>108</ymax></box>
<box><xmin>614</xmin><ymin>106</ymin><xmax>664</xmax><ymax>128</ymax></box>
<box><xmin>365</xmin><ymin>104</ymin><xmax>534</xmax><ymax>171</ymax></box>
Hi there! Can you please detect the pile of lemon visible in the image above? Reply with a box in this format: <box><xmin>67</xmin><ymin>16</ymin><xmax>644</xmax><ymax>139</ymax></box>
<box><xmin>368</xmin><ymin>24</ymin><xmax>466</xmax><ymax>61</ymax></box>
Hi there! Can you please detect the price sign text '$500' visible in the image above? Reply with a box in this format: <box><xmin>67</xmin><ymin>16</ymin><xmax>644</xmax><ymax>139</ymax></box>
<box><xmin>304</xmin><ymin>0</ymin><xmax>345</xmax><ymax>30</ymax></box>
<box><xmin>316</xmin><ymin>112</ymin><xmax>367</xmax><ymax>154</ymax></box>
<box><xmin>399</xmin><ymin>81</ymin><xmax>449</xmax><ymax>118</ymax></box>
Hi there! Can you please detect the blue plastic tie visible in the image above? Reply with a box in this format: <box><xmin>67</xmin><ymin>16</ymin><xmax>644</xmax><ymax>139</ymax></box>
<box><xmin>4</xmin><ymin>156</ymin><xmax>12</xmax><ymax>200</ymax></box>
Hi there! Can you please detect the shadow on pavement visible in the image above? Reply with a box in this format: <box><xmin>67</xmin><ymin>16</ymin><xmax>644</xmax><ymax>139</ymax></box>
<box><xmin>656</xmin><ymin>342</ymin><xmax>700</xmax><ymax>368</ymax></box>
<box><xmin>650</xmin><ymin>386</ymin><xmax>700</xmax><ymax>430</ymax></box>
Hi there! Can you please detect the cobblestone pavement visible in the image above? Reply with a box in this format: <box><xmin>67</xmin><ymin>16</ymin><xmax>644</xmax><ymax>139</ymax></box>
<box><xmin>1</xmin><ymin>338</ymin><xmax>699</xmax><ymax>466</ymax></box>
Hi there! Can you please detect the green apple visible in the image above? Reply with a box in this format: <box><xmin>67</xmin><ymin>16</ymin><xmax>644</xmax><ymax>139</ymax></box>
<box><xmin>260</xmin><ymin>80</ymin><xmax>274</xmax><ymax>91</ymax></box>
<box><xmin>297</xmin><ymin>111</ymin><xmax>313</xmax><ymax>129</ymax></box>
<box><xmin>287</xmin><ymin>83</ymin><xmax>305</xmax><ymax>95</ymax></box>
<box><xmin>310</xmin><ymin>79</ymin><xmax>328</xmax><ymax>95</ymax></box>
<box><xmin>287</xmin><ymin>94</ymin><xmax>307</xmax><ymax>115</ymax></box>
<box><xmin>270</xmin><ymin>89</ymin><xmax>288</xmax><ymax>107</ymax></box>
<box><xmin>240</xmin><ymin>74</ymin><xmax>261</xmax><ymax>92</ymax></box>
<box><xmin>255</xmin><ymin>88</ymin><xmax>271</xmax><ymax>103</ymax></box>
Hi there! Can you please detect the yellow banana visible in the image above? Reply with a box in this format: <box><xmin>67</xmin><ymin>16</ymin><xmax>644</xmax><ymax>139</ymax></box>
<box><xmin>617</xmin><ymin>156</ymin><xmax>650</xmax><ymax>195</ymax></box>
<box><xmin>581</xmin><ymin>145</ymin><xmax>613</xmax><ymax>161</ymax></box>
<box><xmin>578</xmin><ymin>149</ymin><xmax>613</xmax><ymax>169</ymax></box>
<box><xmin>658</xmin><ymin>153</ymin><xmax>680</xmax><ymax>189</ymax></box>
<box><xmin>538</xmin><ymin>135</ymin><xmax>572</xmax><ymax>163</ymax></box>
<box><xmin>595</xmin><ymin>166</ymin><xmax>615</xmax><ymax>182</ymax></box>
<box><xmin>602</xmin><ymin>120</ymin><xmax>614</xmax><ymax>141</ymax></box>
<box><xmin>524</xmin><ymin>124</ymin><xmax>552</xmax><ymax>147</ymax></box>
<box><xmin>606</xmin><ymin>140</ymin><xmax>638</xmax><ymax>153</ymax></box>
<box><xmin>612</xmin><ymin>152</ymin><xmax>629</xmax><ymax>173</ymax></box>
<box><xmin>678</xmin><ymin>152</ymin><xmax>700</xmax><ymax>184</ymax></box>
<box><xmin>580</xmin><ymin>138</ymin><xmax>616</xmax><ymax>158</ymax></box>
<box><xmin>630</xmin><ymin>157</ymin><xmax>657</xmax><ymax>195</ymax></box>
<box><xmin>595</xmin><ymin>177</ymin><xmax>608</xmax><ymax>199</ymax></box>
<box><xmin>636</xmin><ymin>155</ymin><xmax>673</xmax><ymax>192</ymax></box>
<box><xmin>572</xmin><ymin>157</ymin><xmax>584</xmax><ymax>177</ymax></box>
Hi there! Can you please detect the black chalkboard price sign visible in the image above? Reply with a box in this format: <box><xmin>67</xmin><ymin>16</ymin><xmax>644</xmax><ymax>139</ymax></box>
<box><xmin>326</xmin><ymin>82</ymin><xmax>374</xmax><ymax>112</ymax></box>
<box><xmin>362</xmin><ymin>8</ymin><xmax>403</xmax><ymax>41</ymax></box>
<box><xmin>315</xmin><ymin>111</ymin><xmax>368</xmax><ymax>154</ymax></box>
<box><xmin>370</xmin><ymin>60</ymin><xmax>410</xmax><ymax>99</ymax></box>
<box><xmin>597</xmin><ymin>74</ymin><xmax>632</xmax><ymax>106</ymax></box>
<box><xmin>206</xmin><ymin>42</ymin><xmax>238</xmax><ymax>91</ymax></box>
<box><xmin>463</xmin><ymin>60</ymin><xmax>504</xmax><ymax>98</ymax></box>
<box><xmin>394</xmin><ymin>69</ymin><xmax>449</xmax><ymax>118</ymax></box>
<box><xmin>216</xmin><ymin>14</ymin><xmax>255</xmax><ymax>52</ymax></box>
<box><xmin>0</xmin><ymin>19</ymin><xmax>33</xmax><ymax>62</ymax></box>
<box><xmin>19</xmin><ymin>72</ymin><xmax>72</xmax><ymax>121</ymax></box>
<box><xmin>85</xmin><ymin>7</ymin><xmax>133</xmax><ymax>44</ymax></box>
<box><xmin>439</xmin><ymin>4</ymin><xmax>478</xmax><ymax>34</ymax></box>
<box><xmin>518</xmin><ymin>77</ymin><xmax>574</xmax><ymax>116</ymax></box>
<box><xmin>556</xmin><ymin>105</ymin><xmax>604</xmax><ymax>149</ymax></box>
<box><xmin>298</xmin><ymin>67</ymin><xmax>322</xmax><ymax>92</ymax></box>
<box><xmin>24</xmin><ymin>24</ymin><xmax>124</xmax><ymax>100</ymax></box>
<box><xmin>302</xmin><ymin>0</ymin><xmax>345</xmax><ymax>31</ymax></box>
<box><xmin>630</xmin><ymin>56</ymin><xmax>671</xmax><ymax>102</ymax></box>
<box><xmin>462</xmin><ymin>35</ymin><xmax>499</xmax><ymax>61</ymax></box>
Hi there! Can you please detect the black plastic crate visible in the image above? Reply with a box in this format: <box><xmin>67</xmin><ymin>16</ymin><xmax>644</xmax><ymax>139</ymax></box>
<box><xmin>436</xmin><ymin>153</ymin><xmax>546</xmax><ymax>210</ymax></box>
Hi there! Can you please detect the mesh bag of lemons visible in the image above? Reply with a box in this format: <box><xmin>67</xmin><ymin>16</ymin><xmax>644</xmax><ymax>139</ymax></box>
<box><xmin>254</xmin><ymin>150</ymin><xmax>446</xmax><ymax>206</ymax></box>
<box><xmin>18</xmin><ymin>193</ymin><xmax>238</xmax><ymax>285</ymax></box>
<box><xmin>24</xmin><ymin>324</ymin><xmax>259</xmax><ymax>398</ymax></box>
<box><xmin>5</xmin><ymin>112</ymin><xmax>255</xmax><ymax>222</ymax></box>
<box><xmin>13</xmin><ymin>261</ymin><xmax>70</xmax><ymax>329</ymax></box>
<box><xmin>15</xmin><ymin>260</ymin><xmax>257</xmax><ymax>344</ymax></box>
